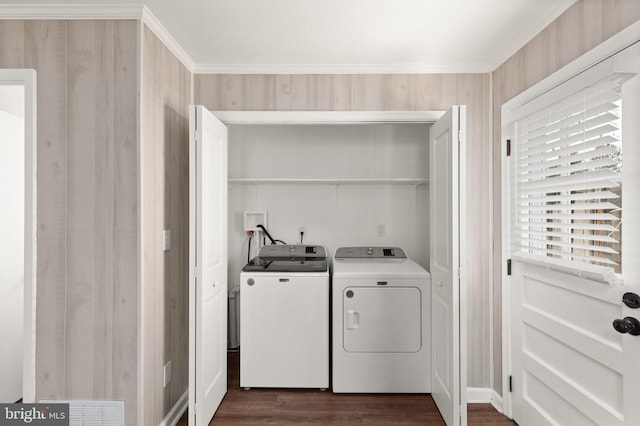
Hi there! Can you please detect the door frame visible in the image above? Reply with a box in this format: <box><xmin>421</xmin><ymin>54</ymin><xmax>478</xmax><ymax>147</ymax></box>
<box><xmin>500</xmin><ymin>21</ymin><xmax>640</xmax><ymax>417</ymax></box>
<box><xmin>213</xmin><ymin>109</ymin><xmax>467</xmax><ymax>416</ymax></box>
<box><xmin>0</xmin><ymin>69</ymin><xmax>37</xmax><ymax>403</ymax></box>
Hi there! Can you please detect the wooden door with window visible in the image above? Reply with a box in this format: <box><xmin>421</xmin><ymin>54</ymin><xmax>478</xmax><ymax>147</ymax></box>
<box><xmin>505</xmin><ymin>54</ymin><xmax>640</xmax><ymax>425</ymax></box>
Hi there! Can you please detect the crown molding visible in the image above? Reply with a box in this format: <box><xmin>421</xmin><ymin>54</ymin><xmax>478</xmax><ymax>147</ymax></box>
<box><xmin>140</xmin><ymin>6</ymin><xmax>195</xmax><ymax>71</ymax></box>
<box><xmin>193</xmin><ymin>61</ymin><xmax>494</xmax><ymax>75</ymax></box>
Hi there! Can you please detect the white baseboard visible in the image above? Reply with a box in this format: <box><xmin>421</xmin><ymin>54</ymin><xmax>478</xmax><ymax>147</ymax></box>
<box><xmin>466</xmin><ymin>387</ymin><xmax>492</xmax><ymax>403</ymax></box>
<box><xmin>159</xmin><ymin>389</ymin><xmax>188</xmax><ymax>426</ymax></box>
<box><xmin>490</xmin><ymin>389</ymin><xmax>504</xmax><ymax>414</ymax></box>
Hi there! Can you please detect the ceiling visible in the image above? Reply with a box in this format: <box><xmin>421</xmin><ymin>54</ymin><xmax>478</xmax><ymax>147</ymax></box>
<box><xmin>1</xmin><ymin>0</ymin><xmax>577</xmax><ymax>73</ymax></box>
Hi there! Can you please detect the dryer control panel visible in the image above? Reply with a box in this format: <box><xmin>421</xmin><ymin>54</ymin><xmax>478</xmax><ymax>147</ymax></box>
<box><xmin>258</xmin><ymin>244</ymin><xmax>326</xmax><ymax>258</ymax></box>
<box><xmin>334</xmin><ymin>247</ymin><xmax>407</xmax><ymax>259</ymax></box>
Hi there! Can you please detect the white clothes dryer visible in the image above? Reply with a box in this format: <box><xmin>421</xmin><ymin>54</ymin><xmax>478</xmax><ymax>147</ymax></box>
<box><xmin>240</xmin><ymin>244</ymin><xmax>329</xmax><ymax>389</ymax></box>
<box><xmin>332</xmin><ymin>247</ymin><xmax>431</xmax><ymax>393</ymax></box>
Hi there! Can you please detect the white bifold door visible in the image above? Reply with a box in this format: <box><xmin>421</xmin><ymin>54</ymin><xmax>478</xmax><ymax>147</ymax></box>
<box><xmin>189</xmin><ymin>105</ymin><xmax>228</xmax><ymax>425</ymax></box>
<box><xmin>430</xmin><ymin>106</ymin><xmax>467</xmax><ymax>426</ymax></box>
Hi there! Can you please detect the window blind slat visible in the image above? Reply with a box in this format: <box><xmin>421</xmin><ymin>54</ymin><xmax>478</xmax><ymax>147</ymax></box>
<box><xmin>518</xmin><ymin>135</ymin><xmax>619</xmax><ymax>167</ymax></box>
<box><xmin>523</xmin><ymin>78</ymin><xmax>620</xmax><ymax>125</ymax></box>
<box><xmin>519</xmin><ymin>146</ymin><xmax>618</xmax><ymax>173</ymax></box>
<box><xmin>524</xmin><ymin>101</ymin><xmax>618</xmax><ymax>140</ymax></box>
<box><xmin>518</xmin><ymin>190</ymin><xmax>619</xmax><ymax>204</ymax></box>
<box><xmin>519</xmin><ymin>246</ymin><xmax>618</xmax><ymax>265</ymax></box>
<box><xmin>518</xmin><ymin>157</ymin><xmax>618</xmax><ymax>182</ymax></box>
<box><xmin>518</xmin><ymin>222</ymin><xmax>618</xmax><ymax>232</ymax></box>
<box><xmin>519</xmin><ymin>238</ymin><xmax>619</xmax><ymax>254</ymax></box>
<box><xmin>524</xmin><ymin>112</ymin><xmax>619</xmax><ymax>147</ymax></box>
<box><xmin>519</xmin><ymin>212</ymin><xmax>619</xmax><ymax>221</ymax></box>
<box><xmin>519</xmin><ymin>124</ymin><xmax>619</xmax><ymax>157</ymax></box>
<box><xmin>518</xmin><ymin>179</ymin><xmax>619</xmax><ymax>195</ymax></box>
<box><xmin>524</xmin><ymin>94</ymin><xmax>619</xmax><ymax>136</ymax></box>
<box><xmin>518</xmin><ymin>201</ymin><xmax>619</xmax><ymax>211</ymax></box>
<box><xmin>519</xmin><ymin>229</ymin><xmax>618</xmax><ymax>243</ymax></box>
<box><xmin>518</xmin><ymin>169</ymin><xmax>619</xmax><ymax>190</ymax></box>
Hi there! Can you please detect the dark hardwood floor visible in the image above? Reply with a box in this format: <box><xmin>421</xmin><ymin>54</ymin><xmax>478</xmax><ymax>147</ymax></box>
<box><xmin>178</xmin><ymin>352</ymin><xmax>515</xmax><ymax>425</ymax></box>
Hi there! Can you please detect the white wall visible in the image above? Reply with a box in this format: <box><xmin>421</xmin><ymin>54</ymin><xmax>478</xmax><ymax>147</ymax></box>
<box><xmin>0</xmin><ymin>85</ymin><xmax>25</xmax><ymax>403</ymax></box>
<box><xmin>227</xmin><ymin>123</ymin><xmax>431</xmax><ymax>289</ymax></box>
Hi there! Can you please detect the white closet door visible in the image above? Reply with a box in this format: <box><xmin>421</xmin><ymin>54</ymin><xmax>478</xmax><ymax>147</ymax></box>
<box><xmin>189</xmin><ymin>105</ymin><xmax>228</xmax><ymax>426</ymax></box>
<box><xmin>430</xmin><ymin>106</ymin><xmax>467</xmax><ymax>426</ymax></box>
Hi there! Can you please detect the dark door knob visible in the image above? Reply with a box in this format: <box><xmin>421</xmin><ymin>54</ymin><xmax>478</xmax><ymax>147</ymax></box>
<box><xmin>623</xmin><ymin>292</ymin><xmax>640</xmax><ymax>309</ymax></box>
<box><xmin>613</xmin><ymin>317</ymin><xmax>640</xmax><ymax>335</ymax></box>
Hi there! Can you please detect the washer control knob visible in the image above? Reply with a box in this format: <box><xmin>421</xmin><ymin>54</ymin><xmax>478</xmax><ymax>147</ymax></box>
<box><xmin>366</xmin><ymin>248</ymin><xmax>374</xmax><ymax>255</ymax></box>
<box><xmin>289</xmin><ymin>246</ymin><xmax>296</xmax><ymax>253</ymax></box>
<box><xmin>247</xmin><ymin>278</ymin><xmax>255</xmax><ymax>286</ymax></box>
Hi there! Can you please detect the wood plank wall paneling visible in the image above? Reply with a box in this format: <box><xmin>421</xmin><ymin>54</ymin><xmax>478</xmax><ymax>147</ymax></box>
<box><xmin>196</xmin><ymin>74</ymin><xmax>465</xmax><ymax>112</ymax></box>
<box><xmin>194</xmin><ymin>72</ymin><xmax>493</xmax><ymax>387</ymax></box>
<box><xmin>141</xmin><ymin>24</ymin><xmax>191</xmax><ymax>426</ymax></box>
<box><xmin>105</xmin><ymin>20</ymin><xmax>139</xmax><ymax>415</ymax></box>
<box><xmin>0</xmin><ymin>19</ymin><xmax>139</xmax><ymax>425</ymax></box>
<box><xmin>66</xmin><ymin>19</ymin><xmax>98</xmax><ymax>399</ymax></box>
<box><xmin>65</xmin><ymin>19</ymin><xmax>138</xmax><ymax>404</ymax></box>
<box><xmin>492</xmin><ymin>0</ymin><xmax>640</xmax><ymax>397</ymax></box>
<box><xmin>26</xmin><ymin>20</ymin><xmax>68</xmax><ymax>402</ymax></box>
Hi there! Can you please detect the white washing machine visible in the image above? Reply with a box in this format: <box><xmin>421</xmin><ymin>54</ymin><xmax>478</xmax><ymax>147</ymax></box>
<box><xmin>240</xmin><ymin>244</ymin><xmax>329</xmax><ymax>389</ymax></box>
<box><xmin>332</xmin><ymin>247</ymin><xmax>431</xmax><ymax>393</ymax></box>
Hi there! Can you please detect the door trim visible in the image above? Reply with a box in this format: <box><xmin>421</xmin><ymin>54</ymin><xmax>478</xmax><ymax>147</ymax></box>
<box><xmin>500</xmin><ymin>21</ymin><xmax>640</xmax><ymax>417</ymax></box>
<box><xmin>0</xmin><ymin>69</ymin><xmax>37</xmax><ymax>403</ymax></box>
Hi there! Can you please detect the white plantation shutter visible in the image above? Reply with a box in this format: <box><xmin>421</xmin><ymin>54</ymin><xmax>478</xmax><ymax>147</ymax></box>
<box><xmin>511</xmin><ymin>75</ymin><xmax>623</xmax><ymax>272</ymax></box>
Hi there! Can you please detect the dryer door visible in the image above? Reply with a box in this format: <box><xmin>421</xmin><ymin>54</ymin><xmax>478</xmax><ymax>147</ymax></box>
<box><xmin>343</xmin><ymin>286</ymin><xmax>421</xmax><ymax>353</ymax></box>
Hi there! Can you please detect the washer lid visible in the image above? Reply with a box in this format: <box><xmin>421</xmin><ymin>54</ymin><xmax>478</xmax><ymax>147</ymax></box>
<box><xmin>335</xmin><ymin>247</ymin><xmax>407</xmax><ymax>259</ymax></box>
<box><xmin>242</xmin><ymin>245</ymin><xmax>328</xmax><ymax>272</ymax></box>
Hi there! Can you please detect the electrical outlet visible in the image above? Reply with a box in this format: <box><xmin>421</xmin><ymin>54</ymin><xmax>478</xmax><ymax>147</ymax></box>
<box><xmin>377</xmin><ymin>224</ymin><xmax>386</xmax><ymax>237</ymax></box>
<box><xmin>163</xmin><ymin>361</ymin><xmax>172</xmax><ymax>388</ymax></box>
<box><xmin>163</xmin><ymin>230</ymin><xmax>171</xmax><ymax>251</ymax></box>
<box><xmin>298</xmin><ymin>225</ymin><xmax>306</xmax><ymax>234</ymax></box>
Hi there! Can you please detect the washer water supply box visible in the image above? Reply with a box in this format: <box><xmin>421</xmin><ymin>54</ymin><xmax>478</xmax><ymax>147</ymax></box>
<box><xmin>243</xmin><ymin>211</ymin><xmax>267</xmax><ymax>232</ymax></box>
